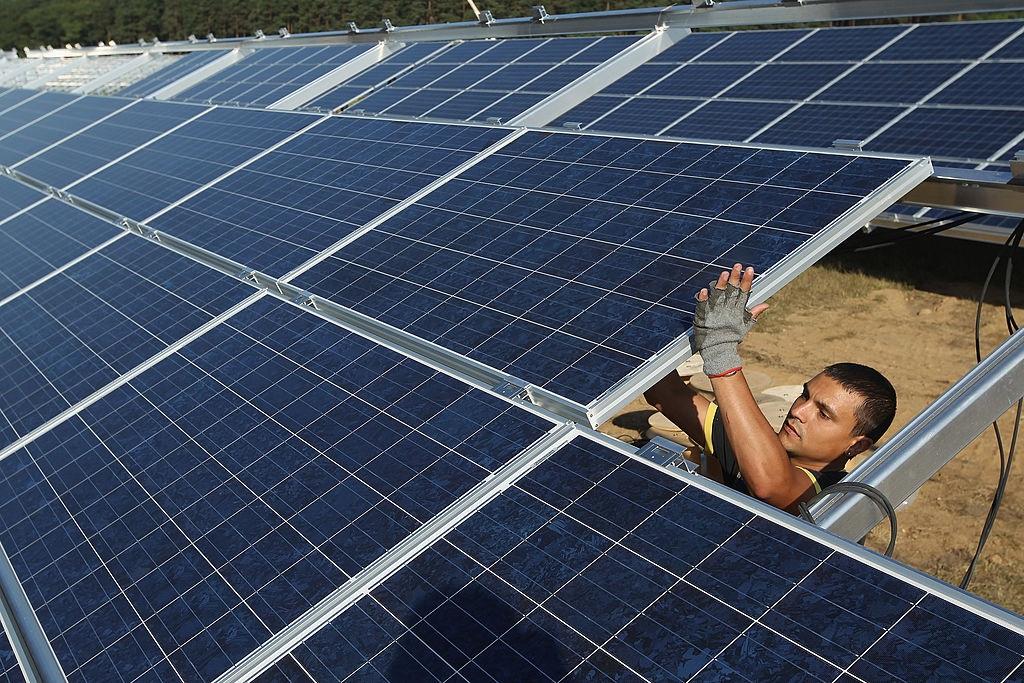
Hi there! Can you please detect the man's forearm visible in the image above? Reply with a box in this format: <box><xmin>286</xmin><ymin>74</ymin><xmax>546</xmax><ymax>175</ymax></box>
<box><xmin>644</xmin><ymin>372</ymin><xmax>710</xmax><ymax>449</ymax></box>
<box><xmin>710</xmin><ymin>371</ymin><xmax>794</xmax><ymax>502</ymax></box>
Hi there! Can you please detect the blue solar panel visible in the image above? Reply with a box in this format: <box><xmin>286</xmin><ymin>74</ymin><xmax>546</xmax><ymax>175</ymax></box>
<box><xmin>779</xmin><ymin>25</ymin><xmax>908</xmax><ymax>61</ymax></box>
<box><xmin>0</xmin><ymin>92</ymin><xmax>75</xmax><ymax>137</ymax></box>
<box><xmin>0</xmin><ymin>296</ymin><xmax>554</xmax><ymax>682</ymax></box>
<box><xmin>590</xmin><ymin>97</ymin><xmax>702</xmax><ymax>135</ymax></box>
<box><xmin>664</xmin><ymin>100</ymin><xmax>794</xmax><ymax>141</ymax></box>
<box><xmin>866</xmin><ymin>106</ymin><xmax>1024</xmax><ymax>161</ymax></box>
<box><xmin>754</xmin><ymin>103</ymin><xmax>904</xmax><ymax>148</ymax></box>
<box><xmin>0</xmin><ymin>199</ymin><xmax>121</xmax><ymax>300</ymax></box>
<box><xmin>294</xmin><ymin>131</ymin><xmax>915</xmax><ymax>406</ymax></box>
<box><xmin>0</xmin><ymin>176</ymin><xmax>44</xmax><ymax>221</ymax></box>
<box><xmin>875</xmin><ymin>20</ymin><xmax>1021</xmax><ymax>61</ymax></box>
<box><xmin>0</xmin><ymin>96</ymin><xmax>129</xmax><ymax>166</ymax></box>
<box><xmin>149</xmin><ymin>118</ymin><xmax>511</xmax><ymax>277</ymax></box>
<box><xmin>993</xmin><ymin>31</ymin><xmax>1024</xmax><ymax>59</ymax></box>
<box><xmin>474</xmin><ymin>64</ymin><xmax>551</xmax><ymax>92</ymax></box>
<box><xmin>426</xmin><ymin>91</ymin><xmax>505</xmax><ymax>119</ymax></box>
<box><xmin>549</xmin><ymin>95</ymin><xmax>626</xmax><ymax>129</ymax></box>
<box><xmin>117</xmin><ymin>50</ymin><xmax>229</xmax><ymax>98</ymax></box>
<box><xmin>474</xmin><ymin>93</ymin><xmax>546</xmax><ymax>123</ymax></box>
<box><xmin>521</xmin><ymin>64</ymin><xmax>593</xmax><ymax>94</ymax></box>
<box><xmin>69</xmin><ymin>107</ymin><xmax>315</xmax><ymax>220</ymax></box>
<box><xmin>929</xmin><ymin>62</ymin><xmax>1024</xmax><ymax>106</ymax></box>
<box><xmin>650</xmin><ymin>32</ymin><xmax>729</xmax><ymax>64</ymax></box>
<box><xmin>281</xmin><ymin>435</ymin><xmax>1024</xmax><ymax>683</ymax></box>
<box><xmin>0</xmin><ymin>627</ymin><xmax>21</xmax><ymax>683</ymax></box>
<box><xmin>720</xmin><ymin>63</ymin><xmax>851</xmax><ymax>101</ymax></box>
<box><xmin>15</xmin><ymin>100</ymin><xmax>207</xmax><ymax>189</ymax></box>
<box><xmin>598</xmin><ymin>63</ymin><xmax>679</xmax><ymax>96</ymax></box>
<box><xmin>572</xmin><ymin>36</ymin><xmax>640</xmax><ymax>63</ymax></box>
<box><xmin>697</xmin><ymin>29</ymin><xmax>812</xmax><ymax>62</ymax></box>
<box><xmin>814</xmin><ymin>62</ymin><xmax>966</xmax><ymax>104</ymax></box>
<box><xmin>645</xmin><ymin>64</ymin><xmax>758</xmax><ymax>98</ymax></box>
<box><xmin>0</xmin><ymin>235</ymin><xmax>250</xmax><ymax>447</ymax></box>
<box><xmin>0</xmin><ymin>88</ymin><xmax>38</xmax><ymax>110</ymax></box>
<box><xmin>173</xmin><ymin>45</ymin><xmax>371</xmax><ymax>107</ymax></box>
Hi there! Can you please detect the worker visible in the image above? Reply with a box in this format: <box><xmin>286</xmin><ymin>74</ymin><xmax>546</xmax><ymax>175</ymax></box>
<box><xmin>644</xmin><ymin>263</ymin><xmax>897</xmax><ymax>514</ymax></box>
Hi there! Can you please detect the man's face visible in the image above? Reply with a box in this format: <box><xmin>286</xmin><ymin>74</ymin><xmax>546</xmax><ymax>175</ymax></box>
<box><xmin>778</xmin><ymin>373</ymin><xmax>865</xmax><ymax>463</ymax></box>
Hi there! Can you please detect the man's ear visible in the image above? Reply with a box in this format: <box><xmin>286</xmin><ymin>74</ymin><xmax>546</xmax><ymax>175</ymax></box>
<box><xmin>846</xmin><ymin>436</ymin><xmax>873</xmax><ymax>458</ymax></box>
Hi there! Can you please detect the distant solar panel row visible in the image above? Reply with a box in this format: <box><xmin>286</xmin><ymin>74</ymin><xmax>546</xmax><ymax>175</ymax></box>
<box><xmin>116</xmin><ymin>50</ymin><xmax>229</xmax><ymax>98</ymax></box>
<box><xmin>310</xmin><ymin>36</ymin><xmax>639</xmax><ymax>124</ymax></box>
<box><xmin>171</xmin><ymin>45</ymin><xmax>373</xmax><ymax>107</ymax></box>
<box><xmin>553</xmin><ymin>20</ymin><xmax>1024</xmax><ymax>164</ymax></box>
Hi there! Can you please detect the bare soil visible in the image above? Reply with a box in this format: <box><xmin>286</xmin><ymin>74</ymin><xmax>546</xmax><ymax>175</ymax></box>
<box><xmin>599</xmin><ymin>235</ymin><xmax>1024</xmax><ymax>614</ymax></box>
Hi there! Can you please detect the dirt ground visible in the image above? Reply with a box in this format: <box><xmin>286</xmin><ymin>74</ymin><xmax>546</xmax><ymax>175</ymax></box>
<box><xmin>599</xmin><ymin>234</ymin><xmax>1024</xmax><ymax>614</ymax></box>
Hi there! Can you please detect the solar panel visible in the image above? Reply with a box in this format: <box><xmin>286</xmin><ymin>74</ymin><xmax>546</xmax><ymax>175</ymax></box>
<box><xmin>0</xmin><ymin>627</ymin><xmax>21</xmax><ymax>682</ymax></box>
<box><xmin>0</xmin><ymin>235</ymin><xmax>251</xmax><ymax>449</ymax></box>
<box><xmin>293</xmin><ymin>130</ymin><xmax>924</xmax><ymax>411</ymax></box>
<box><xmin>275</xmin><ymin>434</ymin><xmax>1024</xmax><ymax>682</ymax></box>
<box><xmin>325</xmin><ymin>36</ymin><xmax>638</xmax><ymax>123</ymax></box>
<box><xmin>14</xmin><ymin>100</ymin><xmax>208</xmax><ymax>189</ymax></box>
<box><xmin>865</xmin><ymin>107</ymin><xmax>1024</xmax><ymax>161</ymax></box>
<box><xmin>68</xmin><ymin>107</ymin><xmax>316</xmax><ymax>220</ymax></box>
<box><xmin>873</xmin><ymin>20</ymin><xmax>1022</xmax><ymax>60</ymax></box>
<box><xmin>148</xmin><ymin>117</ymin><xmax>512</xmax><ymax>277</ymax></box>
<box><xmin>929</xmin><ymin>62</ymin><xmax>1024</xmax><ymax>106</ymax></box>
<box><xmin>171</xmin><ymin>45</ymin><xmax>372</xmax><ymax>107</ymax></box>
<box><xmin>719</xmin><ymin>63</ymin><xmax>851</xmax><ymax>100</ymax></box>
<box><xmin>0</xmin><ymin>95</ymin><xmax>130</xmax><ymax>166</ymax></box>
<box><xmin>0</xmin><ymin>199</ymin><xmax>121</xmax><ymax>300</ymax></box>
<box><xmin>0</xmin><ymin>92</ymin><xmax>76</xmax><ymax>138</ymax></box>
<box><xmin>303</xmin><ymin>42</ymin><xmax>449</xmax><ymax>112</ymax></box>
<box><xmin>753</xmin><ymin>103</ymin><xmax>903</xmax><ymax>148</ymax></box>
<box><xmin>116</xmin><ymin>50</ymin><xmax>229</xmax><ymax>98</ymax></box>
<box><xmin>34</xmin><ymin>55</ymin><xmax>137</xmax><ymax>92</ymax></box>
<box><xmin>813</xmin><ymin>62</ymin><xmax>967</xmax><ymax>104</ymax></box>
<box><xmin>0</xmin><ymin>88</ymin><xmax>38</xmax><ymax>111</ymax></box>
<box><xmin>664</xmin><ymin>100</ymin><xmax>794</xmax><ymax>141</ymax></box>
<box><xmin>0</xmin><ymin>296</ymin><xmax>556</xmax><ymax>682</ymax></box>
<box><xmin>0</xmin><ymin>176</ymin><xmax>45</xmax><ymax>221</ymax></box>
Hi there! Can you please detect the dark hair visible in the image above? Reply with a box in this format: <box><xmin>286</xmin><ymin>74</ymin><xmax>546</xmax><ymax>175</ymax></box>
<box><xmin>823</xmin><ymin>362</ymin><xmax>897</xmax><ymax>443</ymax></box>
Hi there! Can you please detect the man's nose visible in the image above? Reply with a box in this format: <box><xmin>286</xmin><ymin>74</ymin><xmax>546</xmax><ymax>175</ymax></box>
<box><xmin>791</xmin><ymin>400</ymin><xmax>810</xmax><ymax>422</ymax></box>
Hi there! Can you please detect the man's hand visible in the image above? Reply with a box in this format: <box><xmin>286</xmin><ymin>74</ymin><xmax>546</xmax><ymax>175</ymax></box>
<box><xmin>693</xmin><ymin>264</ymin><xmax>769</xmax><ymax>377</ymax></box>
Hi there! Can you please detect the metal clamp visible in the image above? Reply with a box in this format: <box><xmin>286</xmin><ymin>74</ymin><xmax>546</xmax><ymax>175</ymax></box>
<box><xmin>493</xmin><ymin>379</ymin><xmax>532</xmax><ymax>402</ymax></box>
<box><xmin>236</xmin><ymin>268</ymin><xmax>258</xmax><ymax>283</ymax></box>
<box><xmin>532</xmin><ymin>5</ymin><xmax>549</xmax><ymax>22</ymax></box>
<box><xmin>832</xmin><ymin>138</ymin><xmax>864</xmax><ymax>152</ymax></box>
<box><xmin>381</xmin><ymin>19</ymin><xmax>396</xmax><ymax>33</ymax></box>
<box><xmin>637</xmin><ymin>436</ymin><xmax>697</xmax><ymax>473</ymax></box>
<box><xmin>347</xmin><ymin>22</ymin><xmax>360</xmax><ymax>34</ymax></box>
<box><xmin>562</xmin><ymin>122</ymin><xmax>583</xmax><ymax>131</ymax></box>
<box><xmin>480</xmin><ymin>10</ymin><xmax>496</xmax><ymax>26</ymax></box>
<box><xmin>188</xmin><ymin>34</ymin><xmax>198</xmax><ymax>44</ymax></box>
<box><xmin>206</xmin><ymin>33</ymin><xmax>217</xmax><ymax>42</ymax></box>
<box><xmin>278</xmin><ymin>27</ymin><xmax>290</xmax><ymax>38</ymax></box>
<box><xmin>291</xmin><ymin>290</ymin><xmax>316</xmax><ymax>307</ymax></box>
<box><xmin>254</xmin><ymin>29</ymin><xmax>266</xmax><ymax>39</ymax></box>
<box><xmin>1011</xmin><ymin>150</ymin><xmax>1024</xmax><ymax>185</ymax></box>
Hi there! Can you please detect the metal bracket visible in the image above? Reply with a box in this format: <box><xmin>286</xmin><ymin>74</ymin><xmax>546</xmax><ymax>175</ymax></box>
<box><xmin>637</xmin><ymin>436</ymin><xmax>697</xmax><ymax>472</ymax></box>
<box><xmin>236</xmin><ymin>268</ymin><xmax>258</xmax><ymax>283</ymax></box>
<box><xmin>532</xmin><ymin>5</ymin><xmax>550</xmax><ymax>22</ymax></box>
<box><xmin>347</xmin><ymin>108</ymin><xmax>366</xmax><ymax>116</ymax></box>
<box><xmin>291</xmin><ymin>290</ymin><xmax>316</xmax><ymax>307</ymax></box>
<box><xmin>254</xmin><ymin>29</ymin><xmax>266</xmax><ymax>40</ymax></box>
<box><xmin>347</xmin><ymin>22</ymin><xmax>360</xmax><ymax>34</ymax></box>
<box><xmin>1011</xmin><ymin>150</ymin><xmax>1024</xmax><ymax>185</ymax></box>
<box><xmin>833</xmin><ymin>138</ymin><xmax>864</xmax><ymax>152</ymax></box>
<box><xmin>494</xmin><ymin>379</ymin><xmax>532</xmax><ymax>402</ymax></box>
<box><xmin>278</xmin><ymin>27</ymin><xmax>290</xmax><ymax>38</ymax></box>
<box><xmin>479</xmin><ymin>10</ymin><xmax>496</xmax><ymax>26</ymax></box>
<box><xmin>206</xmin><ymin>33</ymin><xmax>217</xmax><ymax>42</ymax></box>
<box><xmin>562</xmin><ymin>122</ymin><xmax>583</xmax><ymax>131</ymax></box>
<box><xmin>485</xmin><ymin>116</ymin><xmax>503</xmax><ymax>125</ymax></box>
<box><xmin>696</xmin><ymin>0</ymin><xmax>715</xmax><ymax>7</ymax></box>
<box><xmin>381</xmin><ymin>19</ymin><xmax>396</xmax><ymax>33</ymax></box>
<box><xmin>47</xmin><ymin>187</ymin><xmax>71</xmax><ymax>203</ymax></box>
<box><xmin>187</xmin><ymin>34</ymin><xmax>198</xmax><ymax>44</ymax></box>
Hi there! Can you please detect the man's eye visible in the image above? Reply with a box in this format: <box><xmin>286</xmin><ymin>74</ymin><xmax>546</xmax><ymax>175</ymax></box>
<box><xmin>819</xmin><ymin>409</ymin><xmax>829</xmax><ymax>419</ymax></box>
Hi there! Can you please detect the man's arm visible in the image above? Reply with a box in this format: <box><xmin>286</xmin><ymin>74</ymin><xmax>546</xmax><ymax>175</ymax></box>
<box><xmin>644</xmin><ymin>371</ymin><xmax>711</xmax><ymax>449</ymax></box>
<box><xmin>695</xmin><ymin>264</ymin><xmax>817</xmax><ymax>512</ymax></box>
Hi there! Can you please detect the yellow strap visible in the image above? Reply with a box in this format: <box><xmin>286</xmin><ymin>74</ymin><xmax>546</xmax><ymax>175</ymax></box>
<box><xmin>703</xmin><ymin>403</ymin><xmax>718</xmax><ymax>454</ymax></box>
<box><xmin>795</xmin><ymin>465</ymin><xmax>822</xmax><ymax>494</ymax></box>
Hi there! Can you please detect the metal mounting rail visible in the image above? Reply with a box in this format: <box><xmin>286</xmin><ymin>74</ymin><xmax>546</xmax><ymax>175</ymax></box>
<box><xmin>809</xmin><ymin>328</ymin><xmax>1024</xmax><ymax>543</ymax></box>
<box><xmin>34</xmin><ymin>0</ymin><xmax>1024</xmax><ymax>58</ymax></box>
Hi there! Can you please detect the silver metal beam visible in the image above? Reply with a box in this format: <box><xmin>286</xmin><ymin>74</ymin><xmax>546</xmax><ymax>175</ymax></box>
<box><xmin>810</xmin><ymin>328</ymin><xmax>1024</xmax><ymax>542</ymax></box>
<box><xmin>268</xmin><ymin>41</ymin><xmax>401</xmax><ymax>111</ymax></box>
<box><xmin>902</xmin><ymin>167</ymin><xmax>1024</xmax><ymax>219</ymax></box>
<box><xmin>0</xmin><ymin>542</ymin><xmax>67</xmax><ymax>682</ymax></box>
<box><xmin>72</xmin><ymin>52</ymin><xmax>152</xmax><ymax>94</ymax></box>
<box><xmin>30</xmin><ymin>0</ymin><xmax>1024</xmax><ymax>58</ymax></box>
<box><xmin>148</xmin><ymin>48</ymin><xmax>245</xmax><ymax>100</ymax></box>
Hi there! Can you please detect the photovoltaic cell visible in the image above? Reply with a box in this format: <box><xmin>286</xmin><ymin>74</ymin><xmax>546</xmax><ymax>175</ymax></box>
<box><xmin>874</xmin><ymin>20</ymin><xmax>1022</xmax><ymax>61</ymax></box>
<box><xmin>813</xmin><ymin>62</ymin><xmax>967</xmax><ymax>104</ymax></box>
<box><xmin>295</xmin><ymin>131</ymin><xmax>916</xmax><ymax>407</ymax></box>
<box><xmin>597</xmin><ymin>63</ymin><xmax>679</xmax><ymax>96</ymax></box>
<box><xmin>549</xmin><ymin>95</ymin><xmax>625</xmax><ymax>130</ymax></box>
<box><xmin>928</xmin><ymin>62</ymin><xmax>1024</xmax><ymax>106</ymax></box>
<box><xmin>865</xmin><ymin>106</ymin><xmax>1024</xmax><ymax>161</ymax></box>
<box><xmin>779</xmin><ymin>25</ymin><xmax>907</xmax><ymax>61</ymax></box>
<box><xmin>0</xmin><ymin>88</ymin><xmax>38</xmax><ymax>110</ymax></box>
<box><xmin>589</xmin><ymin>97</ymin><xmax>702</xmax><ymax>135</ymax></box>
<box><xmin>303</xmin><ymin>42</ymin><xmax>449</xmax><ymax>112</ymax></box>
<box><xmin>644</xmin><ymin>64</ymin><xmax>758</xmax><ymax>99</ymax></box>
<box><xmin>649</xmin><ymin>32</ymin><xmax>729</xmax><ymax>64</ymax></box>
<box><xmin>0</xmin><ymin>627</ymin><xmax>21</xmax><ymax>683</ymax></box>
<box><xmin>993</xmin><ymin>32</ymin><xmax>1024</xmax><ymax>59</ymax></box>
<box><xmin>719</xmin><ymin>63</ymin><xmax>851</xmax><ymax>101</ymax></box>
<box><xmin>0</xmin><ymin>296</ymin><xmax>554</xmax><ymax>682</ymax></box>
<box><xmin>15</xmin><ymin>100</ymin><xmax>208</xmax><ymax>189</ymax></box>
<box><xmin>0</xmin><ymin>235</ymin><xmax>251</xmax><ymax>449</ymax></box>
<box><xmin>116</xmin><ymin>50</ymin><xmax>229</xmax><ymax>98</ymax></box>
<box><xmin>0</xmin><ymin>199</ymin><xmax>121</xmax><ymax>300</ymax></box>
<box><xmin>149</xmin><ymin>118</ymin><xmax>512</xmax><ymax>277</ymax></box>
<box><xmin>696</xmin><ymin>29</ymin><xmax>811</xmax><ymax>62</ymax></box>
<box><xmin>0</xmin><ymin>95</ymin><xmax>129</xmax><ymax>166</ymax></box>
<box><xmin>69</xmin><ymin>107</ymin><xmax>316</xmax><ymax>220</ymax></box>
<box><xmin>172</xmin><ymin>45</ymin><xmax>372</xmax><ymax>107</ymax></box>
<box><xmin>284</xmin><ymin>436</ymin><xmax>1024</xmax><ymax>683</ymax></box>
<box><xmin>663</xmin><ymin>100</ymin><xmax>794</xmax><ymax>141</ymax></box>
<box><xmin>0</xmin><ymin>93</ymin><xmax>76</xmax><ymax>137</ymax></box>
<box><xmin>754</xmin><ymin>103</ymin><xmax>903</xmax><ymax>148</ymax></box>
<box><xmin>0</xmin><ymin>176</ymin><xmax>44</xmax><ymax>221</ymax></box>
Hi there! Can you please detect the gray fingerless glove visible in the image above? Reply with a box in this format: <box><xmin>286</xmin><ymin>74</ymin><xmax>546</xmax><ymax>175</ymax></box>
<box><xmin>692</xmin><ymin>281</ymin><xmax>757</xmax><ymax>377</ymax></box>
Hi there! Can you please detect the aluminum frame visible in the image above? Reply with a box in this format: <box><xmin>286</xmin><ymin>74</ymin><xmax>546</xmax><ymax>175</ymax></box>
<box><xmin>148</xmin><ymin>47</ymin><xmax>245</xmax><ymax>100</ymax></box>
<box><xmin>809</xmin><ymin>328</ymin><xmax>1024</xmax><ymax>543</ymax></box>
<box><xmin>267</xmin><ymin>40</ymin><xmax>403</xmax><ymax>111</ymax></box>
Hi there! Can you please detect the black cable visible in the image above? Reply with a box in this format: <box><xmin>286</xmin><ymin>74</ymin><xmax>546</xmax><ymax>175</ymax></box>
<box><xmin>961</xmin><ymin>217</ymin><xmax>1024</xmax><ymax>590</ymax></box>
<box><xmin>840</xmin><ymin>212</ymin><xmax>979</xmax><ymax>254</ymax></box>
<box><xmin>798</xmin><ymin>481</ymin><xmax>898</xmax><ymax>558</ymax></box>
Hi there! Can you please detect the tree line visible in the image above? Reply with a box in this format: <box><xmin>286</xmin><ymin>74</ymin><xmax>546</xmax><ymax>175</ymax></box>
<box><xmin>0</xmin><ymin>0</ymin><xmax>1019</xmax><ymax>52</ymax></box>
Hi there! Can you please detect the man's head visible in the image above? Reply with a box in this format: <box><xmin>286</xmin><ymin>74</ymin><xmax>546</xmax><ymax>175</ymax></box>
<box><xmin>777</xmin><ymin>362</ymin><xmax>897</xmax><ymax>467</ymax></box>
